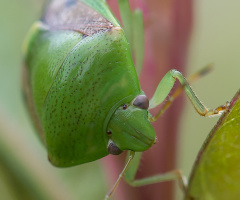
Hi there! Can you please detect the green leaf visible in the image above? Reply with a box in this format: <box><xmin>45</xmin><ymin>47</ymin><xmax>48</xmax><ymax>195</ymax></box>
<box><xmin>185</xmin><ymin>90</ymin><xmax>240</xmax><ymax>200</ymax></box>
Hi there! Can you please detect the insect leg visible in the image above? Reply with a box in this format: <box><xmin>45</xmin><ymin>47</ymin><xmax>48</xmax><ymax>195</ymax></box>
<box><xmin>124</xmin><ymin>152</ymin><xmax>187</xmax><ymax>192</ymax></box>
<box><xmin>118</xmin><ymin>0</ymin><xmax>144</xmax><ymax>75</ymax></box>
<box><xmin>132</xmin><ymin>9</ymin><xmax>144</xmax><ymax>76</ymax></box>
<box><xmin>118</xmin><ymin>0</ymin><xmax>133</xmax><ymax>48</ymax></box>
<box><xmin>105</xmin><ymin>151</ymin><xmax>135</xmax><ymax>200</ymax></box>
<box><xmin>127</xmin><ymin>170</ymin><xmax>187</xmax><ymax>192</ymax></box>
<box><xmin>150</xmin><ymin>64</ymin><xmax>221</xmax><ymax>121</ymax></box>
<box><xmin>149</xmin><ymin>66</ymin><xmax>230</xmax><ymax>121</ymax></box>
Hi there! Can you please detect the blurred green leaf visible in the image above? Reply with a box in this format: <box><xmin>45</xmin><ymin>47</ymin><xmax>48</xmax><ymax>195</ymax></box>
<box><xmin>0</xmin><ymin>107</ymin><xmax>73</xmax><ymax>200</ymax></box>
<box><xmin>185</xmin><ymin>90</ymin><xmax>240</xmax><ymax>200</ymax></box>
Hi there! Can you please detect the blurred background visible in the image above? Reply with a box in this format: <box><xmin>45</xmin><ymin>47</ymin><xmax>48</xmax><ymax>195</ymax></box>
<box><xmin>0</xmin><ymin>0</ymin><xmax>239</xmax><ymax>199</ymax></box>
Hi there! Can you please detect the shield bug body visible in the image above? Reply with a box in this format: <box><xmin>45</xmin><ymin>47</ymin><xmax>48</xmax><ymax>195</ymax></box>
<box><xmin>22</xmin><ymin>0</ymin><xmax>229</xmax><ymax>199</ymax></box>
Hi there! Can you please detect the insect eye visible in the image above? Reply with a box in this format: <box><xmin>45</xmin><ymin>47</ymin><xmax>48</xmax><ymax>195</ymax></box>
<box><xmin>107</xmin><ymin>140</ymin><xmax>123</xmax><ymax>155</ymax></box>
<box><xmin>133</xmin><ymin>95</ymin><xmax>149</xmax><ymax>109</ymax></box>
<box><xmin>122</xmin><ymin>104</ymin><xmax>127</xmax><ymax>110</ymax></box>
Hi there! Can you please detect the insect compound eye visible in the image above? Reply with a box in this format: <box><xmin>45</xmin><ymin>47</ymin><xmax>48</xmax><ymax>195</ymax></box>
<box><xmin>107</xmin><ymin>140</ymin><xmax>123</xmax><ymax>155</ymax></box>
<box><xmin>133</xmin><ymin>95</ymin><xmax>149</xmax><ymax>109</ymax></box>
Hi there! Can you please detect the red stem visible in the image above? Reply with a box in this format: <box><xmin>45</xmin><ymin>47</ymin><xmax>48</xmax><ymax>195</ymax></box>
<box><xmin>103</xmin><ymin>1</ymin><xmax>193</xmax><ymax>199</ymax></box>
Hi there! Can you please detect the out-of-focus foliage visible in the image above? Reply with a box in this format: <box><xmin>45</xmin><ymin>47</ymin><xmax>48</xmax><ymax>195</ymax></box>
<box><xmin>185</xmin><ymin>90</ymin><xmax>240</xmax><ymax>200</ymax></box>
<box><xmin>180</xmin><ymin>1</ymin><xmax>240</xmax><ymax>195</ymax></box>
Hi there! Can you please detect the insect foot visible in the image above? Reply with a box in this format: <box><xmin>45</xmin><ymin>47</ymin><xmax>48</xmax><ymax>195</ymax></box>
<box><xmin>205</xmin><ymin>101</ymin><xmax>231</xmax><ymax>117</ymax></box>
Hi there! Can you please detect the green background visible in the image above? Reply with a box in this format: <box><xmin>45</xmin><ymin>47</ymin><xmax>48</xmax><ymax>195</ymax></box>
<box><xmin>179</xmin><ymin>1</ymin><xmax>240</xmax><ymax>199</ymax></box>
<box><xmin>0</xmin><ymin>0</ymin><xmax>240</xmax><ymax>199</ymax></box>
<box><xmin>180</xmin><ymin>0</ymin><xmax>240</xmax><ymax>181</ymax></box>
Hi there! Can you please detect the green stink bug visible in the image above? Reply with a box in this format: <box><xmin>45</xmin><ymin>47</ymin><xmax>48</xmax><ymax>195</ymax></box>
<box><xmin>22</xmin><ymin>0</ymin><xmax>230</xmax><ymax>199</ymax></box>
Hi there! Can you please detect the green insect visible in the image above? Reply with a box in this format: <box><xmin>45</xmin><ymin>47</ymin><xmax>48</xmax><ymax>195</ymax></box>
<box><xmin>22</xmin><ymin>0</ymin><xmax>230</xmax><ymax>199</ymax></box>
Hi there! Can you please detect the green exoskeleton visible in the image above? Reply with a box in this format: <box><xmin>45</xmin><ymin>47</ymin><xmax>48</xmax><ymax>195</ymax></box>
<box><xmin>22</xmin><ymin>0</ymin><xmax>230</xmax><ymax>199</ymax></box>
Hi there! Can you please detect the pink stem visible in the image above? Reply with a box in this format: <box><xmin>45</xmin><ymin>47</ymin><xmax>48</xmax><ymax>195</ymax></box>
<box><xmin>103</xmin><ymin>1</ymin><xmax>193</xmax><ymax>199</ymax></box>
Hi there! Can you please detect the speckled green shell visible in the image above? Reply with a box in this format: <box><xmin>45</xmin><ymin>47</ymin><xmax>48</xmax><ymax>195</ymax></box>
<box><xmin>22</xmin><ymin>0</ymin><xmax>141</xmax><ymax>167</ymax></box>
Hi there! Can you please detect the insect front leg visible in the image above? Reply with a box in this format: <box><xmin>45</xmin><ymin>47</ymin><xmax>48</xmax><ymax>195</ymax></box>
<box><xmin>124</xmin><ymin>152</ymin><xmax>187</xmax><ymax>190</ymax></box>
<box><xmin>110</xmin><ymin>152</ymin><xmax>188</xmax><ymax>199</ymax></box>
<box><xmin>105</xmin><ymin>151</ymin><xmax>187</xmax><ymax>200</ymax></box>
<box><xmin>105</xmin><ymin>151</ymin><xmax>135</xmax><ymax>200</ymax></box>
<box><xmin>149</xmin><ymin>68</ymin><xmax>230</xmax><ymax>122</ymax></box>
